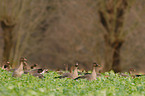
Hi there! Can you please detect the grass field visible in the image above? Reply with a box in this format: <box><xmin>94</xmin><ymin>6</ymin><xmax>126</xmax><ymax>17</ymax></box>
<box><xmin>0</xmin><ymin>69</ymin><xmax>145</xmax><ymax>96</ymax></box>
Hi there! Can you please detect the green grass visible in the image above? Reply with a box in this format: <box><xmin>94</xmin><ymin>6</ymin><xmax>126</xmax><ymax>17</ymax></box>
<box><xmin>0</xmin><ymin>69</ymin><xmax>145</xmax><ymax>96</ymax></box>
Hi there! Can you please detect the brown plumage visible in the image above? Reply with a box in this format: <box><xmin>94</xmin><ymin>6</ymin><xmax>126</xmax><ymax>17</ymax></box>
<box><xmin>74</xmin><ymin>63</ymin><xmax>100</xmax><ymax>81</ymax></box>
<box><xmin>12</xmin><ymin>57</ymin><xmax>26</xmax><ymax>77</ymax></box>
<box><xmin>55</xmin><ymin>63</ymin><xmax>78</xmax><ymax>79</ymax></box>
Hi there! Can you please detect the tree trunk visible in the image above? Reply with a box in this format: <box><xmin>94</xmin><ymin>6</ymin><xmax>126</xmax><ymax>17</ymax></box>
<box><xmin>103</xmin><ymin>40</ymin><xmax>114</xmax><ymax>72</ymax></box>
<box><xmin>1</xmin><ymin>17</ymin><xmax>15</xmax><ymax>66</ymax></box>
<box><xmin>112</xmin><ymin>41</ymin><xmax>123</xmax><ymax>72</ymax></box>
<box><xmin>103</xmin><ymin>38</ymin><xmax>124</xmax><ymax>73</ymax></box>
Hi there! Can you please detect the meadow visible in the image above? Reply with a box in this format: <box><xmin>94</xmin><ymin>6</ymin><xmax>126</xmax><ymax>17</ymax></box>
<box><xmin>0</xmin><ymin>69</ymin><xmax>145</xmax><ymax>96</ymax></box>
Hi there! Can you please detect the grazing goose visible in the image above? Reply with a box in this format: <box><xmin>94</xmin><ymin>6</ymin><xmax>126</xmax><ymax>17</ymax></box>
<box><xmin>135</xmin><ymin>73</ymin><xmax>145</xmax><ymax>77</ymax></box>
<box><xmin>55</xmin><ymin>63</ymin><xmax>78</xmax><ymax>79</ymax></box>
<box><xmin>56</xmin><ymin>69</ymin><xmax>64</xmax><ymax>75</ymax></box>
<box><xmin>12</xmin><ymin>57</ymin><xmax>26</xmax><ymax>77</ymax></box>
<box><xmin>24</xmin><ymin>68</ymin><xmax>46</xmax><ymax>79</ymax></box>
<box><xmin>74</xmin><ymin>63</ymin><xmax>100</xmax><ymax>81</ymax></box>
<box><xmin>119</xmin><ymin>68</ymin><xmax>136</xmax><ymax>77</ymax></box>
<box><xmin>64</xmin><ymin>64</ymin><xmax>68</xmax><ymax>72</ymax></box>
<box><xmin>129</xmin><ymin>68</ymin><xmax>145</xmax><ymax>77</ymax></box>
<box><xmin>56</xmin><ymin>66</ymin><xmax>74</xmax><ymax>75</ymax></box>
<box><xmin>32</xmin><ymin>69</ymin><xmax>48</xmax><ymax>78</ymax></box>
<box><xmin>32</xmin><ymin>73</ymin><xmax>44</xmax><ymax>79</ymax></box>
<box><xmin>41</xmin><ymin>69</ymin><xmax>48</xmax><ymax>74</ymax></box>
<box><xmin>56</xmin><ymin>64</ymin><xmax>69</xmax><ymax>75</ymax></box>
<box><xmin>128</xmin><ymin>68</ymin><xmax>136</xmax><ymax>78</ymax></box>
<box><xmin>24</xmin><ymin>68</ymin><xmax>44</xmax><ymax>75</ymax></box>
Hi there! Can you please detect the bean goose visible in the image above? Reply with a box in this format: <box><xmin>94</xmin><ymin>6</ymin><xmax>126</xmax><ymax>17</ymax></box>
<box><xmin>23</xmin><ymin>62</ymin><xmax>28</xmax><ymax>71</ymax></box>
<box><xmin>64</xmin><ymin>64</ymin><xmax>68</xmax><ymax>72</ymax></box>
<box><xmin>30</xmin><ymin>64</ymin><xmax>38</xmax><ymax>69</ymax></box>
<box><xmin>32</xmin><ymin>73</ymin><xmax>44</xmax><ymax>79</ymax></box>
<box><xmin>12</xmin><ymin>57</ymin><xmax>26</xmax><ymax>77</ymax></box>
<box><xmin>2</xmin><ymin>62</ymin><xmax>11</xmax><ymax>71</ymax></box>
<box><xmin>119</xmin><ymin>68</ymin><xmax>136</xmax><ymax>77</ymax></box>
<box><xmin>55</xmin><ymin>63</ymin><xmax>78</xmax><ymax>79</ymax></box>
<box><xmin>135</xmin><ymin>73</ymin><xmax>145</xmax><ymax>77</ymax></box>
<box><xmin>129</xmin><ymin>68</ymin><xmax>145</xmax><ymax>77</ymax></box>
<box><xmin>24</xmin><ymin>68</ymin><xmax>46</xmax><ymax>78</ymax></box>
<box><xmin>33</xmin><ymin>69</ymin><xmax>48</xmax><ymax>78</ymax></box>
<box><xmin>56</xmin><ymin>64</ymin><xmax>69</xmax><ymax>75</ymax></box>
<box><xmin>24</xmin><ymin>68</ymin><xmax>44</xmax><ymax>74</ymax></box>
<box><xmin>74</xmin><ymin>63</ymin><xmax>100</xmax><ymax>81</ymax></box>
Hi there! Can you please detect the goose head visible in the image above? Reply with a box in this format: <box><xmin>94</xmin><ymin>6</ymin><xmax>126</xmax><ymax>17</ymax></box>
<box><xmin>93</xmin><ymin>63</ymin><xmax>100</xmax><ymax>67</ymax></box>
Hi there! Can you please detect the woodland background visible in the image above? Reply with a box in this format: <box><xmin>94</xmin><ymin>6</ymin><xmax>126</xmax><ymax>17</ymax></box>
<box><xmin>0</xmin><ymin>0</ymin><xmax>145</xmax><ymax>72</ymax></box>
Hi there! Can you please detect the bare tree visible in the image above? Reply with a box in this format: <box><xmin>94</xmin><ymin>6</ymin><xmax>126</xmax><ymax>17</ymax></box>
<box><xmin>0</xmin><ymin>0</ymin><xmax>48</xmax><ymax>67</ymax></box>
<box><xmin>98</xmin><ymin>0</ymin><xmax>134</xmax><ymax>72</ymax></box>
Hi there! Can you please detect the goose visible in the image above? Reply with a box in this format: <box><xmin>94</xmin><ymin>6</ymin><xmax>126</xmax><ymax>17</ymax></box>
<box><xmin>2</xmin><ymin>62</ymin><xmax>11</xmax><ymax>71</ymax></box>
<box><xmin>24</xmin><ymin>68</ymin><xmax>44</xmax><ymax>75</ymax></box>
<box><xmin>135</xmin><ymin>73</ymin><xmax>145</xmax><ymax>77</ymax></box>
<box><xmin>74</xmin><ymin>63</ymin><xmax>100</xmax><ymax>81</ymax></box>
<box><xmin>119</xmin><ymin>68</ymin><xmax>136</xmax><ymax>77</ymax></box>
<box><xmin>64</xmin><ymin>64</ymin><xmax>68</xmax><ymax>72</ymax></box>
<box><xmin>40</xmin><ymin>69</ymin><xmax>48</xmax><ymax>74</ymax></box>
<box><xmin>24</xmin><ymin>69</ymin><xmax>47</xmax><ymax>79</ymax></box>
<box><xmin>56</xmin><ymin>69</ymin><xmax>64</xmax><ymax>75</ymax></box>
<box><xmin>32</xmin><ymin>73</ymin><xmax>44</xmax><ymax>79</ymax></box>
<box><xmin>12</xmin><ymin>57</ymin><xmax>26</xmax><ymax>77</ymax></box>
<box><xmin>56</xmin><ymin>65</ymin><xmax>74</xmax><ymax>75</ymax></box>
<box><xmin>55</xmin><ymin>63</ymin><xmax>78</xmax><ymax>79</ymax></box>
<box><xmin>32</xmin><ymin>69</ymin><xmax>48</xmax><ymax>79</ymax></box>
<box><xmin>83</xmin><ymin>64</ymin><xmax>102</xmax><ymax>76</ymax></box>
<box><xmin>30</xmin><ymin>64</ymin><xmax>38</xmax><ymax>69</ymax></box>
<box><xmin>23</xmin><ymin>62</ymin><xmax>28</xmax><ymax>71</ymax></box>
<box><xmin>129</xmin><ymin>68</ymin><xmax>145</xmax><ymax>77</ymax></box>
<box><xmin>56</xmin><ymin>64</ymin><xmax>69</xmax><ymax>75</ymax></box>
